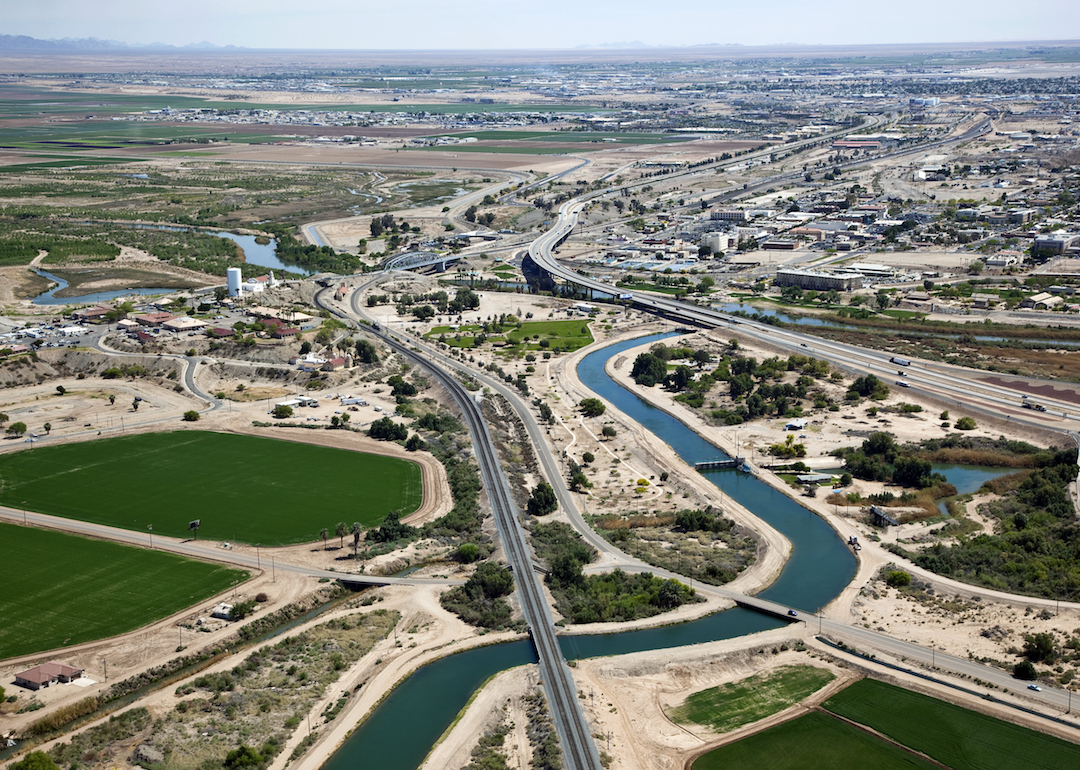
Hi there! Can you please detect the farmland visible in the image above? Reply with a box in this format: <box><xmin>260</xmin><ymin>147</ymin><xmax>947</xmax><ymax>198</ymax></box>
<box><xmin>0</xmin><ymin>521</ymin><xmax>247</xmax><ymax>659</ymax></box>
<box><xmin>694</xmin><ymin>677</ymin><xmax>1080</xmax><ymax>770</ymax></box>
<box><xmin>823</xmin><ymin>679</ymin><xmax>1080</xmax><ymax>770</ymax></box>
<box><xmin>692</xmin><ymin>711</ymin><xmax>939</xmax><ymax>770</ymax></box>
<box><xmin>0</xmin><ymin>431</ymin><xmax>422</xmax><ymax>546</ymax></box>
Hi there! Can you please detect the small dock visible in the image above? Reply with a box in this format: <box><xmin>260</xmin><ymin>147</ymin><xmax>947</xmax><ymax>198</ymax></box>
<box><xmin>694</xmin><ymin>457</ymin><xmax>744</xmax><ymax>471</ymax></box>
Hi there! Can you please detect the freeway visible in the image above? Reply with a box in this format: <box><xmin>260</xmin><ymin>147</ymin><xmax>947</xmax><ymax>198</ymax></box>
<box><xmin>317</xmin><ymin>285</ymin><xmax>603</xmax><ymax>770</ymax></box>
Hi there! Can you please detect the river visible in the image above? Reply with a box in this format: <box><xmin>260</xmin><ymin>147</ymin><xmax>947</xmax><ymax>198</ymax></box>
<box><xmin>323</xmin><ymin>332</ymin><xmax>857</xmax><ymax>770</ymax></box>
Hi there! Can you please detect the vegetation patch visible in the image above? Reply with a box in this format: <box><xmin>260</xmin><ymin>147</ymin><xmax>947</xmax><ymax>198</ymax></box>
<box><xmin>668</xmin><ymin>665</ymin><xmax>835</xmax><ymax>734</ymax></box>
<box><xmin>0</xmin><ymin>521</ymin><xmax>246</xmax><ymax>660</ymax></box>
<box><xmin>0</xmin><ymin>431</ymin><xmax>422</xmax><ymax>545</ymax></box>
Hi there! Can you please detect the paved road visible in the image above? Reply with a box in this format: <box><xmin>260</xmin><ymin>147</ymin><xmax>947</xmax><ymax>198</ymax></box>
<box><xmin>317</xmin><ymin>285</ymin><xmax>604</xmax><ymax>770</ymax></box>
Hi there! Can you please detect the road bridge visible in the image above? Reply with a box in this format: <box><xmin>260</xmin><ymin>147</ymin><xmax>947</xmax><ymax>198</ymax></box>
<box><xmin>381</xmin><ymin>250</ymin><xmax>463</xmax><ymax>273</ymax></box>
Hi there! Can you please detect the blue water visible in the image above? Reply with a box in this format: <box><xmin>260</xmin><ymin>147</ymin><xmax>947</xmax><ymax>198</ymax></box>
<box><xmin>323</xmin><ymin>333</ymin><xmax>858</xmax><ymax>770</ymax></box>
<box><xmin>31</xmin><ymin>268</ymin><xmax>177</xmax><ymax>306</ymax></box>
<box><xmin>934</xmin><ymin>463</ymin><xmax>1014</xmax><ymax>515</ymax></box>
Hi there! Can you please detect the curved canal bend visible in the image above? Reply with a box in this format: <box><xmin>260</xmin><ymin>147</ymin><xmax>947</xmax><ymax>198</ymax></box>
<box><xmin>322</xmin><ymin>333</ymin><xmax>858</xmax><ymax>770</ymax></box>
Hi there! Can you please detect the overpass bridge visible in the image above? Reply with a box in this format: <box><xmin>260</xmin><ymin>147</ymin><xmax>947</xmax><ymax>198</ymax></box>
<box><xmin>381</xmin><ymin>250</ymin><xmax>463</xmax><ymax>273</ymax></box>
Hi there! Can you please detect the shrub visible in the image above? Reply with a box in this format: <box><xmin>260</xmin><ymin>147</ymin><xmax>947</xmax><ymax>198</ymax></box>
<box><xmin>954</xmin><ymin>416</ymin><xmax>977</xmax><ymax>430</ymax></box>
<box><xmin>1013</xmin><ymin>660</ymin><xmax>1037</xmax><ymax>680</ymax></box>
<box><xmin>182</xmin><ymin>410</ymin><xmax>200</xmax><ymax>422</ymax></box>
<box><xmin>885</xmin><ymin>570</ymin><xmax>911</xmax><ymax>588</ymax></box>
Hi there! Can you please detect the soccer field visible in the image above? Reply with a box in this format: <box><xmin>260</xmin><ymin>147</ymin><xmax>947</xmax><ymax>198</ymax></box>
<box><xmin>0</xmin><ymin>431</ymin><xmax>423</xmax><ymax>546</ymax></box>
<box><xmin>0</xmin><ymin>521</ymin><xmax>247</xmax><ymax>659</ymax></box>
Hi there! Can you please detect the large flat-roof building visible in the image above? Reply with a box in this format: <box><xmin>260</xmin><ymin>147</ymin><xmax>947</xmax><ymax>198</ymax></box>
<box><xmin>776</xmin><ymin>268</ymin><xmax>864</xmax><ymax>292</ymax></box>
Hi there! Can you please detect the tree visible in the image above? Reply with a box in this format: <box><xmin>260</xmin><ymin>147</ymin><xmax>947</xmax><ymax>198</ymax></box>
<box><xmin>886</xmin><ymin>570</ymin><xmax>911</xmax><ymax>588</ymax></box>
<box><xmin>1013</xmin><ymin>660</ymin><xmax>1038</xmax><ymax>681</ymax></box>
<box><xmin>6</xmin><ymin>422</ymin><xmax>26</xmax><ymax>437</ymax></box>
<box><xmin>214</xmin><ymin>286</ymin><xmax>228</xmax><ymax>302</ymax></box>
<box><xmin>875</xmin><ymin>291</ymin><xmax>892</xmax><ymax>310</ymax></box>
<box><xmin>692</xmin><ymin>349</ymin><xmax>711</xmax><ymax>368</ymax></box>
<box><xmin>42</xmin><ymin>422</ymin><xmax>51</xmax><ymax>434</ymax></box>
<box><xmin>668</xmin><ymin>365</ymin><xmax>694</xmax><ymax>391</ymax></box>
<box><xmin>224</xmin><ymin>745</ymin><xmax>264</xmax><ymax>770</ymax></box>
<box><xmin>183</xmin><ymin>411</ymin><xmax>200</xmax><ymax>422</ymax></box>
<box><xmin>108</xmin><ymin>394</ymin><xmax>116</xmax><ymax>406</ymax></box>
<box><xmin>320</xmin><ymin>527</ymin><xmax>329</xmax><ymax>550</ymax></box>
<box><xmin>368</xmin><ymin>416</ymin><xmax>407</xmax><ymax>441</ymax></box>
<box><xmin>132</xmin><ymin>398</ymin><xmax>140</xmax><ymax>412</ymax></box>
<box><xmin>631</xmin><ymin>353</ymin><xmax>668</xmax><ymax>387</ymax></box>
<box><xmin>954</xmin><ymin>416</ymin><xmax>977</xmax><ymax>430</ymax></box>
<box><xmin>11</xmin><ymin>752</ymin><xmax>60</xmax><ymax>770</ymax></box>
<box><xmin>455</xmin><ymin>543</ymin><xmax>481</xmax><ymax>563</ymax></box>
<box><xmin>528</xmin><ymin>481</ymin><xmax>558</xmax><ymax>516</ymax></box>
<box><xmin>299</xmin><ymin>341</ymin><xmax>312</xmax><ymax>355</ymax></box>
<box><xmin>350</xmin><ymin>522</ymin><xmax>364</xmax><ymax>557</ymax></box>
<box><xmin>56</xmin><ymin>385</ymin><xmax>66</xmax><ymax>396</ymax></box>
<box><xmin>0</xmin><ymin>412</ymin><xmax>7</xmax><ymax>425</ymax></box>
<box><xmin>569</xmin><ymin>472</ymin><xmax>591</xmax><ymax>492</ymax></box>
<box><xmin>579</xmin><ymin>398</ymin><xmax>606</xmax><ymax>417</ymax></box>
<box><xmin>1024</xmin><ymin>632</ymin><xmax>1056</xmax><ymax>663</ymax></box>
<box><xmin>369</xmin><ymin>218</ymin><xmax>384</xmax><ymax>237</ymax></box>
<box><xmin>405</xmin><ymin>433</ymin><xmax>426</xmax><ymax>452</ymax></box>
<box><xmin>336</xmin><ymin>521</ymin><xmax>348</xmax><ymax>549</ymax></box>
<box><xmin>601</xmin><ymin>426</ymin><xmax>617</xmax><ymax>439</ymax></box>
<box><xmin>355</xmin><ymin>339</ymin><xmax>379</xmax><ymax>364</ymax></box>
<box><xmin>272</xmin><ymin>404</ymin><xmax>293</xmax><ymax>419</ymax></box>
<box><xmin>464</xmin><ymin>205</ymin><xmax>478</xmax><ymax>222</ymax></box>
<box><xmin>581</xmin><ymin>451</ymin><xmax>595</xmax><ymax>465</ymax></box>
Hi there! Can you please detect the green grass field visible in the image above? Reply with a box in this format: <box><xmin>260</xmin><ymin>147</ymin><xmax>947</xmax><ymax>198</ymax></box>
<box><xmin>667</xmin><ymin>665</ymin><xmax>835</xmax><ymax>734</ymax></box>
<box><xmin>0</xmin><ymin>521</ymin><xmax>247</xmax><ymax>659</ymax></box>
<box><xmin>506</xmin><ymin>319</ymin><xmax>594</xmax><ymax>351</ymax></box>
<box><xmin>0</xmin><ymin>431</ymin><xmax>422</xmax><ymax>546</ymax></box>
<box><xmin>692</xmin><ymin>711</ymin><xmax>938</xmax><ymax>770</ymax></box>
<box><xmin>823</xmin><ymin>678</ymin><xmax>1080</xmax><ymax>770</ymax></box>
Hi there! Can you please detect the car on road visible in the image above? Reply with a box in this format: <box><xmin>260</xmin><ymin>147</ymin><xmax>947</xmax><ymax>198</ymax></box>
<box><xmin>1028</xmin><ymin>684</ymin><xmax>1042</xmax><ymax>691</ymax></box>
<box><xmin>800</xmin><ymin>343</ymin><xmax>808</xmax><ymax>347</ymax></box>
<box><xmin>787</xmin><ymin>609</ymin><xmax>798</xmax><ymax>617</ymax></box>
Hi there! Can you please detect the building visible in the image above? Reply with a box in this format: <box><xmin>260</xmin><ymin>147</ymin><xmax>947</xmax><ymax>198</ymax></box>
<box><xmin>847</xmin><ymin>263</ymin><xmax>897</xmax><ymax>280</ymax></box>
<box><xmin>15</xmin><ymin>661</ymin><xmax>84</xmax><ymax>691</ymax></box>
<box><xmin>162</xmin><ymin>317</ymin><xmax>208</xmax><ymax>332</ymax></box>
<box><xmin>1021</xmin><ymin>292</ymin><xmax>1063</xmax><ymax>310</ymax></box>
<box><xmin>702</xmin><ymin>232</ymin><xmax>731</xmax><ymax>253</ymax></box>
<box><xmin>1034</xmin><ymin>234</ymin><xmax>1079</xmax><ymax>255</ymax></box>
<box><xmin>776</xmin><ymin>268</ymin><xmax>864</xmax><ymax>292</ymax></box>
<box><xmin>131</xmin><ymin>312</ymin><xmax>174</xmax><ymax>327</ymax></box>
<box><xmin>710</xmin><ymin>210</ymin><xmax>747</xmax><ymax>222</ymax></box>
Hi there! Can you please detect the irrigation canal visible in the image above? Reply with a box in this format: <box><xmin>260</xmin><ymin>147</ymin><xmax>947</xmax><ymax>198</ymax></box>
<box><xmin>323</xmin><ymin>332</ymin><xmax>858</xmax><ymax>770</ymax></box>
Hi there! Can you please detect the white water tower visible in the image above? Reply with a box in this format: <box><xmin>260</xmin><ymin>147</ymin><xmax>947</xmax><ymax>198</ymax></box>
<box><xmin>227</xmin><ymin>267</ymin><xmax>243</xmax><ymax>298</ymax></box>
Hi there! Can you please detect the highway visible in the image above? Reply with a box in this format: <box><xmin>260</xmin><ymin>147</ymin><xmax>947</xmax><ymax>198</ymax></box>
<box><xmin>316</xmin><ymin>285</ymin><xmax>604</xmax><ymax>770</ymax></box>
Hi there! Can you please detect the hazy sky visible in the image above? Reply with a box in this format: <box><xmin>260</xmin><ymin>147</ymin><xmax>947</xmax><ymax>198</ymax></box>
<box><xmin>8</xmin><ymin>0</ymin><xmax>1080</xmax><ymax>50</ymax></box>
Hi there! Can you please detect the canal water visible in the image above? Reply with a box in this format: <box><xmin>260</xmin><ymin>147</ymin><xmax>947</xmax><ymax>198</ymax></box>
<box><xmin>323</xmin><ymin>332</ymin><xmax>857</xmax><ymax>770</ymax></box>
<box><xmin>31</xmin><ymin>268</ymin><xmax>178</xmax><ymax>306</ymax></box>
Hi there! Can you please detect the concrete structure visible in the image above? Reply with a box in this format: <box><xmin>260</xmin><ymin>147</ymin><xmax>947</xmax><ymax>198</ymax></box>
<box><xmin>227</xmin><ymin>267</ymin><xmax>243</xmax><ymax>298</ymax></box>
<box><xmin>702</xmin><ymin>232</ymin><xmax>731</xmax><ymax>253</ymax></box>
<box><xmin>1034</xmin><ymin>234</ymin><xmax>1079</xmax><ymax>255</ymax></box>
<box><xmin>776</xmin><ymin>268</ymin><xmax>864</xmax><ymax>292</ymax></box>
<box><xmin>162</xmin><ymin>317</ymin><xmax>207</xmax><ymax>332</ymax></box>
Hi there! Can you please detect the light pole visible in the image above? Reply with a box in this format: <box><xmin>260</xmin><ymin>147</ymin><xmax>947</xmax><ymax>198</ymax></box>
<box><xmin>148</xmin><ymin>524</ymin><xmax>153</xmax><ymax>549</ymax></box>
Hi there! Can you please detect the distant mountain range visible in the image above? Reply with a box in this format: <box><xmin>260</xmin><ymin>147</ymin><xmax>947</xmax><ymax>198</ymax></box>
<box><xmin>0</xmin><ymin>34</ymin><xmax>244</xmax><ymax>51</ymax></box>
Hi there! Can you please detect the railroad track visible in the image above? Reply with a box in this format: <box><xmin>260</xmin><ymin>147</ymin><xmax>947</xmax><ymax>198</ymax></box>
<box><xmin>316</xmin><ymin>288</ymin><xmax>602</xmax><ymax>770</ymax></box>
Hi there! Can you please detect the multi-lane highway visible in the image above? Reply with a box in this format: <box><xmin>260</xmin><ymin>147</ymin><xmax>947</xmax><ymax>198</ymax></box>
<box><xmin>316</xmin><ymin>285</ymin><xmax>604</xmax><ymax>770</ymax></box>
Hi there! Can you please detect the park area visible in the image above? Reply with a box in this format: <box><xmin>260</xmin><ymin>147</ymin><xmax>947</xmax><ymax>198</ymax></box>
<box><xmin>0</xmin><ymin>431</ymin><xmax>423</xmax><ymax>545</ymax></box>
<box><xmin>0</xmin><ymin>521</ymin><xmax>247</xmax><ymax>659</ymax></box>
<box><xmin>427</xmin><ymin>318</ymin><xmax>593</xmax><ymax>353</ymax></box>
<box><xmin>694</xmin><ymin>678</ymin><xmax>1080</xmax><ymax>770</ymax></box>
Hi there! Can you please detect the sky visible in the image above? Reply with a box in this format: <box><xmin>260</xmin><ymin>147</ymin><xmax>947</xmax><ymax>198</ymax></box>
<box><xmin>7</xmin><ymin>0</ymin><xmax>1080</xmax><ymax>50</ymax></box>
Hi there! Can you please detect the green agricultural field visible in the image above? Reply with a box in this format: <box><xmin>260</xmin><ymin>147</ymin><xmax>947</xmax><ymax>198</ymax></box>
<box><xmin>0</xmin><ymin>431</ymin><xmax>422</xmax><ymax>546</ymax></box>
<box><xmin>668</xmin><ymin>665</ymin><xmax>834</xmax><ymax>734</ymax></box>
<box><xmin>692</xmin><ymin>711</ymin><xmax>938</xmax><ymax>770</ymax></box>
<box><xmin>0</xmin><ymin>521</ymin><xmax>247</xmax><ymax>659</ymax></box>
<box><xmin>823</xmin><ymin>678</ymin><xmax>1080</xmax><ymax>770</ymax></box>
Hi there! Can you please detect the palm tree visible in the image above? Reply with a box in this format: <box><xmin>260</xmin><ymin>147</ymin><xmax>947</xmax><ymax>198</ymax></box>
<box><xmin>319</xmin><ymin>527</ymin><xmax>328</xmax><ymax>550</ymax></box>
<box><xmin>350</xmin><ymin>522</ymin><xmax>363</xmax><ymax>558</ymax></box>
<box><xmin>335</xmin><ymin>521</ymin><xmax>347</xmax><ymax>549</ymax></box>
<box><xmin>43</xmin><ymin>422</ymin><xmax>51</xmax><ymax>435</ymax></box>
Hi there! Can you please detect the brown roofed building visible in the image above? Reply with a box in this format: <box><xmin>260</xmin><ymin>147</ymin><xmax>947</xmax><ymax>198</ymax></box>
<box><xmin>15</xmin><ymin>661</ymin><xmax>85</xmax><ymax>690</ymax></box>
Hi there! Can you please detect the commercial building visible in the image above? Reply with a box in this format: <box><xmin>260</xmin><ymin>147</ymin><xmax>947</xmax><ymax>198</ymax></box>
<box><xmin>776</xmin><ymin>268</ymin><xmax>864</xmax><ymax>292</ymax></box>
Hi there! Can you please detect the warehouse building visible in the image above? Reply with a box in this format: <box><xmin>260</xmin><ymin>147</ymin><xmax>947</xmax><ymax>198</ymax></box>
<box><xmin>776</xmin><ymin>268</ymin><xmax>864</xmax><ymax>292</ymax></box>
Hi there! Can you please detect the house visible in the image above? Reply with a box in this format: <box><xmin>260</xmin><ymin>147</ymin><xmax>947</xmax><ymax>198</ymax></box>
<box><xmin>785</xmin><ymin>418</ymin><xmax>809</xmax><ymax>430</ymax></box>
<box><xmin>208</xmin><ymin>327</ymin><xmax>237</xmax><ymax>338</ymax></box>
<box><xmin>72</xmin><ymin>305</ymin><xmax>113</xmax><ymax>322</ymax></box>
<box><xmin>211</xmin><ymin>603</ymin><xmax>234</xmax><ymax>620</ymax></box>
<box><xmin>15</xmin><ymin>661</ymin><xmax>85</xmax><ymax>691</ymax></box>
<box><xmin>271</xmin><ymin>326</ymin><xmax>299</xmax><ymax>339</ymax></box>
<box><xmin>322</xmin><ymin>356</ymin><xmax>348</xmax><ymax>372</ymax></box>
<box><xmin>131</xmin><ymin>312</ymin><xmax>173</xmax><ymax>327</ymax></box>
<box><xmin>162</xmin><ymin>317</ymin><xmax>207</xmax><ymax>332</ymax></box>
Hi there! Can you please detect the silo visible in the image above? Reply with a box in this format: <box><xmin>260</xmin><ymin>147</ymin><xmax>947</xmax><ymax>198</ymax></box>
<box><xmin>227</xmin><ymin>267</ymin><xmax>243</xmax><ymax>298</ymax></box>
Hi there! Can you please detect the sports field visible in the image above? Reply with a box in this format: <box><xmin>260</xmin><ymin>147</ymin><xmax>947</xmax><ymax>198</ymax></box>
<box><xmin>0</xmin><ymin>431</ymin><xmax>423</xmax><ymax>546</ymax></box>
<box><xmin>0</xmin><ymin>521</ymin><xmax>247</xmax><ymax>659</ymax></box>
<box><xmin>823</xmin><ymin>679</ymin><xmax>1080</xmax><ymax>770</ymax></box>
